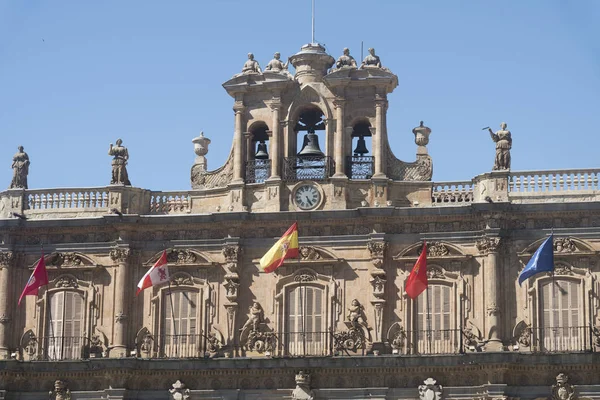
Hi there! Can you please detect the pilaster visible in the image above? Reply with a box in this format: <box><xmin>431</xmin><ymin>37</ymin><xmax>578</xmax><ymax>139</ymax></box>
<box><xmin>109</xmin><ymin>246</ymin><xmax>131</xmax><ymax>357</ymax></box>
<box><xmin>367</xmin><ymin>239</ymin><xmax>388</xmax><ymax>349</ymax></box>
<box><xmin>476</xmin><ymin>236</ymin><xmax>504</xmax><ymax>351</ymax></box>
<box><xmin>232</xmin><ymin>101</ymin><xmax>246</xmax><ymax>185</ymax></box>
<box><xmin>222</xmin><ymin>243</ymin><xmax>241</xmax><ymax>354</ymax></box>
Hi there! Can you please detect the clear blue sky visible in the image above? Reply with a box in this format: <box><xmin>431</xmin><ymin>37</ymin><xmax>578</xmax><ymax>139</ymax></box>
<box><xmin>1</xmin><ymin>1</ymin><xmax>599</xmax><ymax>191</ymax></box>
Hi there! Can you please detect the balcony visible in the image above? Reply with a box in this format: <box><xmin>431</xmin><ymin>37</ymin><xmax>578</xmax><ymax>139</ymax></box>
<box><xmin>529</xmin><ymin>326</ymin><xmax>595</xmax><ymax>353</ymax></box>
<box><xmin>245</xmin><ymin>159</ymin><xmax>271</xmax><ymax>184</ymax></box>
<box><xmin>24</xmin><ymin>336</ymin><xmax>96</xmax><ymax>361</ymax></box>
<box><xmin>282</xmin><ymin>156</ymin><xmax>334</xmax><ymax>182</ymax></box>
<box><xmin>346</xmin><ymin>156</ymin><xmax>374</xmax><ymax>180</ymax></box>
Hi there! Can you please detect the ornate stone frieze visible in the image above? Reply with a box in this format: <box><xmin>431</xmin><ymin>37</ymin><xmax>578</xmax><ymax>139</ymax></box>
<box><xmin>292</xmin><ymin>371</ymin><xmax>314</xmax><ymax>400</ymax></box>
<box><xmin>551</xmin><ymin>373</ymin><xmax>575</xmax><ymax>400</ymax></box>
<box><xmin>169</xmin><ymin>380</ymin><xmax>191</xmax><ymax>400</ymax></box>
<box><xmin>245</xmin><ymin>330</ymin><xmax>277</xmax><ymax>353</ymax></box>
<box><xmin>421</xmin><ymin>242</ymin><xmax>449</xmax><ymax>257</ymax></box>
<box><xmin>418</xmin><ymin>378</ymin><xmax>443</xmax><ymax>400</ymax></box>
<box><xmin>109</xmin><ymin>248</ymin><xmax>130</xmax><ymax>263</ymax></box>
<box><xmin>166</xmin><ymin>249</ymin><xmax>197</xmax><ymax>264</ymax></box>
<box><xmin>49</xmin><ymin>380</ymin><xmax>71</xmax><ymax>400</ymax></box>
<box><xmin>299</xmin><ymin>246</ymin><xmax>321</xmax><ymax>261</ymax></box>
<box><xmin>476</xmin><ymin>236</ymin><xmax>501</xmax><ymax>254</ymax></box>
<box><xmin>0</xmin><ymin>251</ymin><xmax>14</xmax><ymax>268</ymax></box>
<box><xmin>46</xmin><ymin>252</ymin><xmax>87</xmax><ymax>267</ymax></box>
<box><xmin>367</xmin><ymin>241</ymin><xmax>387</xmax><ymax>268</ymax></box>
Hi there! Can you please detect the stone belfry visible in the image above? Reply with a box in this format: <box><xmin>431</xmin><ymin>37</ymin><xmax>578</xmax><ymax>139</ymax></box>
<box><xmin>191</xmin><ymin>43</ymin><xmax>432</xmax><ymax>213</ymax></box>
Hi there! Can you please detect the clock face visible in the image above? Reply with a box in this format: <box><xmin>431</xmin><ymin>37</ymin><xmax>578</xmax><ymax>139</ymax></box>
<box><xmin>294</xmin><ymin>184</ymin><xmax>321</xmax><ymax>210</ymax></box>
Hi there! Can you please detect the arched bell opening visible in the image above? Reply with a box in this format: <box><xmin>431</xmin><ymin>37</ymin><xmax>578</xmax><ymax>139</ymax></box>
<box><xmin>347</xmin><ymin>120</ymin><xmax>374</xmax><ymax>180</ymax></box>
<box><xmin>283</xmin><ymin>107</ymin><xmax>333</xmax><ymax>182</ymax></box>
<box><xmin>246</xmin><ymin>121</ymin><xmax>271</xmax><ymax>184</ymax></box>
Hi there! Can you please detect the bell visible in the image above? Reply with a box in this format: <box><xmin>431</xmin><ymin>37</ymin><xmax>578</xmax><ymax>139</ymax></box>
<box><xmin>353</xmin><ymin>135</ymin><xmax>369</xmax><ymax>156</ymax></box>
<box><xmin>297</xmin><ymin>132</ymin><xmax>325</xmax><ymax>158</ymax></box>
<box><xmin>255</xmin><ymin>141</ymin><xmax>269</xmax><ymax>160</ymax></box>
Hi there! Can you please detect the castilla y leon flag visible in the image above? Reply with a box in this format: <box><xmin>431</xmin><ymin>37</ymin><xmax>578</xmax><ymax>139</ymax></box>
<box><xmin>18</xmin><ymin>254</ymin><xmax>49</xmax><ymax>306</ymax></box>
<box><xmin>137</xmin><ymin>250</ymin><xmax>170</xmax><ymax>295</ymax></box>
<box><xmin>405</xmin><ymin>241</ymin><xmax>428</xmax><ymax>299</ymax></box>
<box><xmin>259</xmin><ymin>222</ymin><xmax>299</xmax><ymax>273</ymax></box>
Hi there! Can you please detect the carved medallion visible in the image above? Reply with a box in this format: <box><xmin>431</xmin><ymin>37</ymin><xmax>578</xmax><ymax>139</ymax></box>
<box><xmin>551</xmin><ymin>373</ymin><xmax>575</xmax><ymax>400</ymax></box>
<box><xmin>418</xmin><ymin>378</ymin><xmax>442</xmax><ymax>400</ymax></box>
<box><xmin>299</xmin><ymin>246</ymin><xmax>321</xmax><ymax>261</ymax></box>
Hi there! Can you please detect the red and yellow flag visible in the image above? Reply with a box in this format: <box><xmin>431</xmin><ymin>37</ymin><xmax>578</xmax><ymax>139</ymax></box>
<box><xmin>259</xmin><ymin>222</ymin><xmax>299</xmax><ymax>273</ymax></box>
<box><xmin>405</xmin><ymin>241</ymin><xmax>428</xmax><ymax>299</ymax></box>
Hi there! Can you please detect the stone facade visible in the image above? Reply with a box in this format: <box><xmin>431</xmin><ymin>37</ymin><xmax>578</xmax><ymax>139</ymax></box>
<box><xmin>1</xmin><ymin>42</ymin><xmax>600</xmax><ymax>399</ymax></box>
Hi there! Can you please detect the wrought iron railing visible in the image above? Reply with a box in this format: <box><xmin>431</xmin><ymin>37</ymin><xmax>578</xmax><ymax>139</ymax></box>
<box><xmin>158</xmin><ymin>334</ymin><xmax>205</xmax><ymax>358</ymax></box>
<box><xmin>41</xmin><ymin>336</ymin><xmax>90</xmax><ymax>360</ymax></box>
<box><xmin>530</xmin><ymin>326</ymin><xmax>594</xmax><ymax>353</ymax></box>
<box><xmin>246</xmin><ymin>159</ymin><xmax>271</xmax><ymax>184</ymax></box>
<box><xmin>393</xmin><ymin>329</ymin><xmax>463</xmax><ymax>355</ymax></box>
<box><xmin>346</xmin><ymin>156</ymin><xmax>374</xmax><ymax>180</ymax></box>
<box><xmin>282</xmin><ymin>156</ymin><xmax>334</xmax><ymax>182</ymax></box>
<box><xmin>276</xmin><ymin>331</ymin><xmax>333</xmax><ymax>356</ymax></box>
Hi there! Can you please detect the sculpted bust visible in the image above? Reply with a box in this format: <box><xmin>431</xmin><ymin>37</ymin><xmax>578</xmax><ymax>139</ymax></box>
<box><xmin>241</xmin><ymin>53</ymin><xmax>261</xmax><ymax>74</ymax></box>
<box><xmin>335</xmin><ymin>48</ymin><xmax>357</xmax><ymax>69</ymax></box>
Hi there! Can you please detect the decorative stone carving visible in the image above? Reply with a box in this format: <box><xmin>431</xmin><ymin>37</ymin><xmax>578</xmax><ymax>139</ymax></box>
<box><xmin>223</xmin><ymin>245</ymin><xmax>240</xmax><ymax>265</ymax></box>
<box><xmin>487</xmin><ymin>302</ymin><xmax>501</xmax><ymax>316</ymax></box>
<box><xmin>419</xmin><ymin>242</ymin><xmax>449</xmax><ymax>257</ymax></box>
<box><xmin>246</xmin><ymin>330</ymin><xmax>277</xmax><ymax>353</ymax></box>
<box><xmin>554</xmin><ymin>237</ymin><xmax>577</xmax><ymax>253</ymax></box>
<box><xmin>0</xmin><ymin>251</ymin><xmax>14</xmax><ymax>268</ymax></box>
<box><xmin>389</xmin><ymin>325</ymin><xmax>407</xmax><ymax>351</ymax></box>
<box><xmin>299</xmin><ymin>246</ymin><xmax>321</xmax><ymax>261</ymax></box>
<box><xmin>413</xmin><ymin>121</ymin><xmax>431</xmax><ymax>147</ymax></box>
<box><xmin>54</xmin><ymin>276</ymin><xmax>78</xmax><ymax>288</ymax></box>
<box><xmin>191</xmin><ymin>148</ymin><xmax>234</xmax><ymax>189</ymax></box>
<box><xmin>517</xmin><ymin>324</ymin><xmax>531</xmax><ymax>347</ymax></box>
<box><xmin>367</xmin><ymin>241</ymin><xmax>387</xmax><ymax>268</ymax></box>
<box><xmin>166</xmin><ymin>250</ymin><xmax>197</xmax><ymax>264</ymax></box>
<box><xmin>476</xmin><ymin>236</ymin><xmax>501</xmax><ymax>254</ymax></box>
<box><xmin>9</xmin><ymin>145</ymin><xmax>30</xmax><ymax>189</ymax></box>
<box><xmin>192</xmin><ymin>131</ymin><xmax>211</xmax><ymax>172</ymax></box>
<box><xmin>0</xmin><ymin>314</ymin><xmax>10</xmax><ymax>324</ymax></box>
<box><xmin>360</xmin><ymin>47</ymin><xmax>382</xmax><ymax>69</ymax></box>
<box><xmin>294</xmin><ymin>272</ymin><xmax>317</xmax><ymax>282</ymax></box>
<box><xmin>46</xmin><ymin>252</ymin><xmax>85</xmax><ymax>268</ymax></box>
<box><xmin>333</xmin><ymin>47</ymin><xmax>357</xmax><ymax>70</ymax></box>
<box><xmin>20</xmin><ymin>330</ymin><xmax>38</xmax><ymax>360</ymax></box>
<box><xmin>115</xmin><ymin>311</ymin><xmax>127</xmax><ymax>323</ymax></box>
<box><xmin>140</xmin><ymin>333</ymin><xmax>153</xmax><ymax>357</ymax></box>
<box><xmin>554</xmin><ymin>264</ymin><xmax>574</xmax><ymax>276</ymax></box>
<box><xmin>418</xmin><ymin>377</ymin><xmax>443</xmax><ymax>400</ymax></box>
<box><xmin>486</xmin><ymin>122</ymin><xmax>512</xmax><ymax>171</ymax></box>
<box><xmin>347</xmin><ymin>299</ymin><xmax>367</xmax><ymax>330</ymax></box>
<box><xmin>169</xmin><ymin>380</ymin><xmax>191</xmax><ymax>400</ymax></box>
<box><xmin>171</xmin><ymin>274</ymin><xmax>193</xmax><ymax>286</ymax></box>
<box><xmin>109</xmin><ymin>248</ymin><xmax>130</xmax><ymax>263</ymax></box>
<box><xmin>292</xmin><ymin>371</ymin><xmax>314</xmax><ymax>400</ymax></box>
<box><xmin>370</xmin><ymin>276</ymin><xmax>386</xmax><ymax>298</ymax></box>
<box><xmin>49</xmin><ymin>380</ymin><xmax>71</xmax><ymax>400</ymax></box>
<box><xmin>108</xmin><ymin>139</ymin><xmax>131</xmax><ymax>185</ymax></box>
<box><xmin>463</xmin><ymin>325</ymin><xmax>482</xmax><ymax>350</ymax></box>
<box><xmin>206</xmin><ymin>331</ymin><xmax>223</xmax><ymax>356</ymax></box>
<box><xmin>224</xmin><ymin>279</ymin><xmax>240</xmax><ymax>301</ymax></box>
<box><xmin>551</xmin><ymin>373</ymin><xmax>575</xmax><ymax>400</ymax></box>
<box><xmin>265</xmin><ymin>52</ymin><xmax>289</xmax><ymax>72</ymax></box>
<box><xmin>88</xmin><ymin>334</ymin><xmax>104</xmax><ymax>357</ymax></box>
<box><xmin>426</xmin><ymin>266</ymin><xmax>445</xmax><ymax>279</ymax></box>
<box><xmin>241</xmin><ymin>53</ymin><xmax>261</xmax><ymax>74</ymax></box>
<box><xmin>222</xmin><ymin>244</ymin><xmax>241</xmax><ymax>341</ymax></box>
<box><xmin>241</xmin><ymin>302</ymin><xmax>263</xmax><ymax>333</ymax></box>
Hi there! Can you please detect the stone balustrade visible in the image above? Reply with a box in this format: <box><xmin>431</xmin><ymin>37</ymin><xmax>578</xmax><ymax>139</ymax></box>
<box><xmin>27</xmin><ymin>188</ymin><xmax>110</xmax><ymax>210</ymax></box>
<box><xmin>149</xmin><ymin>191</ymin><xmax>191</xmax><ymax>214</ymax></box>
<box><xmin>509</xmin><ymin>169</ymin><xmax>600</xmax><ymax>193</ymax></box>
<box><xmin>431</xmin><ymin>181</ymin><xmax>474</xmax><ymax>205</ymax></box>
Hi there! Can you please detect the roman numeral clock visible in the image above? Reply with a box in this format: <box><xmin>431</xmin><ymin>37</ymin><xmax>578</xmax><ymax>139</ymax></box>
<box><xmin>292</xmin><ymin>182</ymin><xmax>324</xmax><ymax>211</ymax></box>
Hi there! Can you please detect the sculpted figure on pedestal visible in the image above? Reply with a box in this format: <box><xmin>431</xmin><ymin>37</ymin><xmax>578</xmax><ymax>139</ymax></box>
<box><xmin>334</xmin><ymin>48</ymin><xmax>357</xmax><ymax>70</ymax></box>
<box><xmin>486</xmin><ymin>122</ymin><xmax>512</xmax><ymax>170</ymax></box>
<box><xmin>360</xmin><ymin>47</ymin><xmax>382</xmax><ymax>69</ymax></box>
<box><xmin>241</xmin><ymin>53</ymin><xmax>261</xmax><ymax>74</ymax></box>
<box><xmin>265</xmin><ymin>52</ymin><xmax>289</xmax><ymax>72</ymax></box>
<box><xmin>108</xmin><ymin>139</ymin><xmax>131</xmax><ymax>185</ymax></box>
<box><xmin>240</xmin><ymin>301</ymin><xmax>263</xmax><ymax>332</ymax></box>
<box><xmin>347</xmin><ymin>299</ymin><xmax>367</xmax><ymax>329</ymax></box>
<box><xmin>10</xmin><ymin>146</ymin><xmax>30</xmax><ymax>189</ymax></box>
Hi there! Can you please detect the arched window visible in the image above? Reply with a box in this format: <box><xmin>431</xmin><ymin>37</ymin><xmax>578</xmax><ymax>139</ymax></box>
<box><xmin>246</xmin><ymin>122</ymin><xmax>271</xmax><ymax>183</ymax></box>
<box><xmin>47</xmin><ymin>290</ymin><xmax>85</xmax><ymax>360</ymax></box>
<box><xmin>347</xmin><ymin>121</ymin><xmax>373</xmax><ymax>179</ymax></box>
<box><xmin>162</xmin><ymin>289</ymin><xmax>200</xmax><ymax>358</ymax></box>
<box><xmin>284</xmin><ymin>284</ymin><xmax>327</xmax><ymax>356</ymax></box>
<box><xmin>538</xmin><ymin>279</ymin><xmax>583</xmax><ymax>351</ymax></box>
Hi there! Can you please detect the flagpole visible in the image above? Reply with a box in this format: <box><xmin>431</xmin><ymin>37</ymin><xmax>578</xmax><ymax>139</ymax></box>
<box><xmin>40</xmin><ymin>244</ymin><xmax>57</xmax><ymax>361</ymax></box>
<box><xmin>167</xmin><ymin>280</ymin><xmax>178</xmax><ymax>357</ymax></box>
<box><xmin>426</xmin><ymin>287</ymin><xmax>432</xmax><ymax>353</ymax></box>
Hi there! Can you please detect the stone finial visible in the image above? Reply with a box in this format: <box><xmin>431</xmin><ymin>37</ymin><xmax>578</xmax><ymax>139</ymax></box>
<box><xmin>292</xmin><ymin>371</ymin><xmax>314</xmax><ymax>400</ymax></box>
<box><xmin>192</xmin><ymin>132</ymin><xmax>211</xmax><ymax>170</ymax></box>
<box><xmin>49</xmin><ymin>380</ymin><xmax>71</xmax><ymax>400</ymax></box>
<box><xmin>551</xmin><ymin>373</ymin><xmax>575</xmax><ymax>400</ymax></box>
<box><xmin>9</xmin><ymin>145</ymin><xmax>30</xmax><ymax>189</ymax></box>
<box><xmin>169</xmin><ymin>380</ymin><xmax>191</xmax><ymax>400</ymax></box>
<box><xmin>418</xmin><ymin>378</ymin><xmax>442</xmax><ymax>400</ymax></box>
<box><xmin>413</xmin><ymin>121</ymin><xmax>431</xmax><ymax>147</ymax></box>
<box><xmin>108</xmin><ymin>138</ymin><xmax>131</xmax><ymax>185</ymax></box>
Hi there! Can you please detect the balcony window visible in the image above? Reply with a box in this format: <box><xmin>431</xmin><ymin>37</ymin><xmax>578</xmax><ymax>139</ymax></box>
<box><xmin>162</xmin><ymin>290</ymin><xmax>201</xmax><ymax>358</ymax></box>
<box><xmin>47</xmin><ymin>291</ymin><xmax>85</xmax><ymax>360</ymax></box>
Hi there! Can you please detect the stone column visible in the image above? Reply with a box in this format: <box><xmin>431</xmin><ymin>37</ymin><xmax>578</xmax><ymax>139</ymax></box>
<box><xmin>232</xmin><ymin>102</ymin><xmax>246</xmax><ymax>184</ymax></box>
<box><xmin>332</xmin><ymin>100</ymin><xmax>346</xmax><ymax>178</ymax></box>
<box><xmin>109</xmin><ymin>247</ymin><xmax>130</xmax><ymax>357</ymax></box>
<box><xmin>373</xmin><ymin>98</ymin><xmax>387</xmax><ymax>179</ymax></box>
<box><xmin>0</xmin><ymin>252</ymin><xmax>14</xmax><ymax>358</ymax></box>
<box><xmin>269</xmin><ymin>102</ymin><xmax>282</xmax><ymax>180</ymax></box>
<box><xmin>245</xmin><ymin>132</ymin><xmax>254</xmax><ymax>162</ymax></box>
<box><xmin>476</xmin><ymin>236</ymin><xmax>503</xmax><ymax>351</ymax></box>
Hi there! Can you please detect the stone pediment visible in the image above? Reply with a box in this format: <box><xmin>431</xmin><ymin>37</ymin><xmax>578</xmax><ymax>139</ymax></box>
<box><xmin>393</xmin><ymin>241</ymin><xmax>471</xmax><ymax>262</ymax></box>
<box><xmin>518</xmin><ymin>236</ymin><xmax>597</xmax><ymax>259</ymax></box>
<box><xmin>40</xmin><ymin>252</ymin><xmax>101</xmax><ymax>270</ymax></box>
<box><xmin>145</xmin><ymin>249</ymin><xmax>216</xmax><ymax>267</ymax></box>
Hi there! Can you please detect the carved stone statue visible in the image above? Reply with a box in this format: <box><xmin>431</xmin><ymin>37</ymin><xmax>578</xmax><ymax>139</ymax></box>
<box><xmin>49</xmin><ymin>380</ymin><xmax>71</xmax><ymax>400</ymax></box>
<box><xmin>360</xmin><ymin>47</ymin><xmax>382</xmax><ymax>69</ymax></box>
<box><xmin>9</xmin><ymin>146</ymin><xmax>30</xmax><ymax>189</ymax></box>
<box><xmin>551</xmin><ymin>373</ymin><xmax>575</xmax><ymax>400</ymax></box>
<box><xmin>487</xmin><ymin>122</ymin><xmax>512</xmax><ymax>170</ymax></box>
<box><xmin>169</xmin><ymin>380</ymin><xmax>191</xmax><ymax>400</ymax></box>
<box><xmin>241</xmin><ymin>53</ymin><xmax>261</xmax><ymax>74</ymax></box>
<box><xmin>347</xmin><ymin>299</ymin><xmax>367</xmax><ymax>329</ymax></box>
<box><xmin>265</xmin><ymin>52</ymin><xmax>288</xmax><ymax>72</ymax></box>
<box><xmin>292</xmin><ymin>371</ymin><xmax>315</xmax><ymax>400</ymax></box>
<box><xmin>418</xmin><ymin>377</ymin><xmax>442</xmax><ymax>400</ymax></box>
<box><xmin>240</xmin><ymin>301</ymin><xmax>263</xmax><ymax>332</ymax></box>
<box><xmin>108</xmin><ymin>139</ymin><xmax>131</xmax><ymax>185</ymax></box>
<box><xmin>335</xmin><ymin>48</ymin><xmax>357</xmax><ymax>69</ymax></box>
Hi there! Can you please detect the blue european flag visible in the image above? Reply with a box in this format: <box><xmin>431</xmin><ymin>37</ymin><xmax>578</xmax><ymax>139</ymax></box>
<box><xmin>518</xmin><ymin>235</ymin><xmax>554</xmax><ymax>286</ymax></box>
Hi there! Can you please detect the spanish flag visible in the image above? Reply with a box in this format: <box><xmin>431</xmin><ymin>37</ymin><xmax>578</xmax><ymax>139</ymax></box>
<box><xmin>259</xmin><ymin>222</ymin><xmax>299</xmax><ymax>273</ymax></box>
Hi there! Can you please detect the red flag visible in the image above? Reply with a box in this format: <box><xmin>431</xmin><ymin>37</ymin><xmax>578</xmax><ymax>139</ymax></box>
<box><xmin>136</xmin><ymin>250</ymin><xmax>170</xmax><ymax>295</ymax></box>
<box><xmin>18</xmin><ymin>254</ymin><xmax>49</xmax><ymax>306</ymax></box>
<box><xmin>405</xmin><ymin>241</ymin><xmax>428</xmax><ymax>299</ymax></box>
